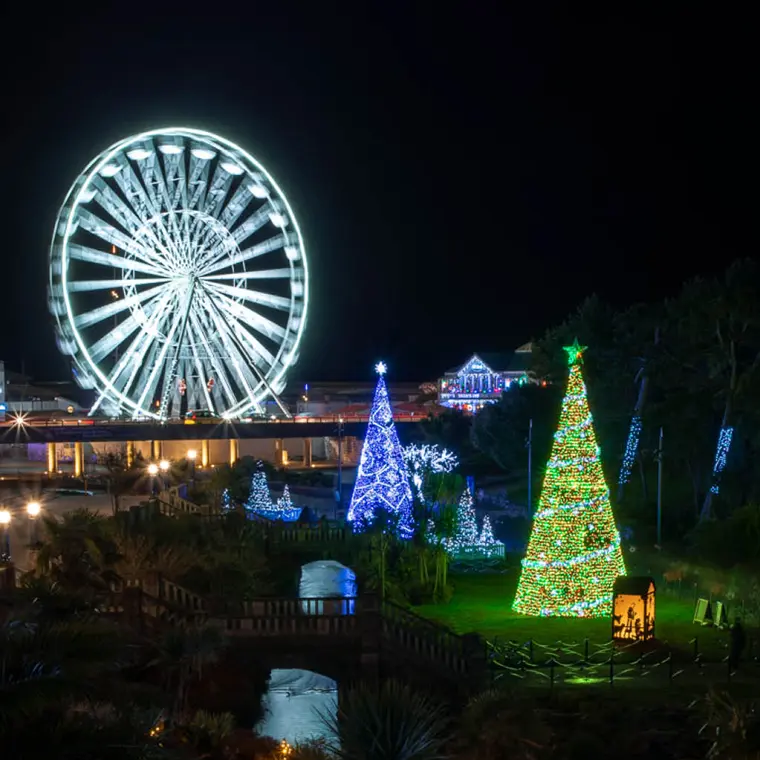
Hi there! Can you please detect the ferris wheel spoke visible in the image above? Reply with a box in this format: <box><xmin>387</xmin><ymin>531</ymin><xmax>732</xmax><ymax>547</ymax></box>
<box><xmin>133</xmin><ymin>304</ymin><xmax>186</xmax><ymax>412</ymax></box>
<box><xmin>74</xmin><ymin>283</ymin><xmax>168</xmax><ymax>329</ymax></box>
<box><xmin>68</xmin><ymin>244</ymin><xmax>164</xmax><ymax>277</ymax></box>
<box><xmin>203</xmin><ymin>268</ymin><xmax>292</xmax><ymax>282</ymax></box>
<box><xmin>203</xmin><ymin>301</ymin><xmax>266</xmax><ymax>407</ymax></box>
<box><xmin>111</xmin><ymin>159</ymin><xmax>163</xmax><ymax>222</ymax></box>
<box><xmin>114</xmin><ymin>301</ymin><xmax>177</xmax><ymax>406</ymax></box>
<box><xmin>204</xmin><ymin>280</ymin><xmax>291</xmax><ymax>312</ymax></box>
<box><xmin>201</xmin><ymin>162</ymin><xmax>235</xmax><ymax>220</ymax></box>
<box><xmin>67</xmin><ymin>276</ymin><xmax>170</xmax><ymax>292</ymax></box>
<box><xmin>90</xmin><ymin>176</ymin><xmax>172</xmax><ymax>265</ymax></box>
<box><xmin>198</xmin><ymin>233</ymin><xmax>289</xmax><ymax>275</ymax></box>
<box><xmin>217</xmin><ymin>182</ymin><xmax>255</xmax><ymax>231</ymax></box>
<box><xmin>185</xmin><ymin>327</ymin><xmax>216</xmax><ymax>412</ymax></box>
<box><xmin>187</xmin><ymin>309</ymin><xmax>240</xmax><ymax>410</ymax></box>
<box><xmin>209</xmin><ymin>290</ymin><xmax>286</xmax><ymax>344</ymax></box>
<box><xmin>89</xmin><ymin>287</ymin><xmax>177</xmax><ymax>365</ymax></box>
<box><xmin>223</xmin><ymin>314</ymin><xmax>276</xmax><ymax>371</ymax></box>
<box><xmin>74</xmin><ymin>210</ymin><xmax>171</xmax><ymax>275</ymax></box>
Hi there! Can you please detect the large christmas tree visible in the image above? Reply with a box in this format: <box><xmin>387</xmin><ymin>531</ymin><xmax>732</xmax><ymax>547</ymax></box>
<box><xmin>347</xmin><ymin>362</ymin><xmax>414</xmax><ymax>538</ymax></box>
<box><xmin>513</xmin><ymin>339</ymin><xmax>626</xmax><ymax>618</ymax></box>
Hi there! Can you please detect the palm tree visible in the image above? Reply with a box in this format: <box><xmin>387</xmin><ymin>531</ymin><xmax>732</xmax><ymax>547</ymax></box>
<box><xmin>321</xmin><ymin>680</ymin><xmax>450</xmax><ymax>760</ymax></box>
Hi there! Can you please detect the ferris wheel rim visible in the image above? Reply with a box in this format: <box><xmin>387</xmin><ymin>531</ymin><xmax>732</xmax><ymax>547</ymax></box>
<box><xmin>49</xmin><ymin>126</ymin><xmax>309</xmax><ymax>419</ymax></box>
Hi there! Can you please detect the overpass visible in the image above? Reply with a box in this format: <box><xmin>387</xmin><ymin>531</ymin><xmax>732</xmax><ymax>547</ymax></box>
<box><xmin>0</xmin><ymin>414</ymin><xmax>425</xmax><ymax>476</ymax></box>
<box><xmin>0</xmin><ymin>414</ymin><xmax>423</xmax><ymax>444</ymax></box>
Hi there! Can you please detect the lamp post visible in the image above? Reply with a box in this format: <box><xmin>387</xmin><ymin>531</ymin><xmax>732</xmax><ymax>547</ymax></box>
<box><xmin>0</xmin><ymin>509</ymin><xmax>11</xmax><ymax>563</ymax></box>
<box><xmin>336</xmin><ymin>417</ymin><xmax>344</xmax><ymax>520</ymax></box>
<box><xmin>159</xmin><ymin>459</ymin><xmax>170</xmax><ymax>489</ymax></box>
<box><xmin>147</xmin><ymin>462</ymin><xmax>159</xmax><ymax>496</ymax></box>
<box><xmin>26</xmin><ymin>501</ymin><xmax>41</xmax><ymax>546</ymax></box>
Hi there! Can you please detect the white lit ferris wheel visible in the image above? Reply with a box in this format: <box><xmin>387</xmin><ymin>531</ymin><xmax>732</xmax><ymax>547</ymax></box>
<box><xmin>48</xmin><ymin>127</ymin><xmax>308</xmax><ymax>420</ymax></box>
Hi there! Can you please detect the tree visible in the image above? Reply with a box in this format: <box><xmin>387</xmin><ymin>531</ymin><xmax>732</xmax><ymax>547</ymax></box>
<box><xmin>277</xmin><ymin>484</ymin><xmax>293</xmax><ymax>511</ymax></box>
<box><xmin>513</xmin><ymin>339</ymin><xmax>626</xmax><ymax>617</ymax></box>
<box><xmin>244</xmin><ymin>461</ymin><xmax>273</xmax><ymax>514</ymax></box>
<box><xmin>347</xmin><ymin>363</ymin><xmax>414</xmax><ymax>538</ymax></box>
<box><xmin>446</xmin><ymin>489</ymin><xmax>479</xmax><ymax>551</ymax></box>
<box><xmin>479</xmin><ymin>514</ymin><xmax>497</xmax><ymax>547</ymax></box>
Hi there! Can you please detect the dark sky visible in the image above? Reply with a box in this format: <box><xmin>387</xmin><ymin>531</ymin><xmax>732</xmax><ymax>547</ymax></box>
<box><xmin>0</xmin><ymin>6</ymin><xmax>753</xmax><ymax>382</ymax></box>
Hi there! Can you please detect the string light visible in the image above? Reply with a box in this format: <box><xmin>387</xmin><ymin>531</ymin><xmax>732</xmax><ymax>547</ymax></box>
<box><xmin>709</xmin><ymin>425</ymin><xmax>734</xmax><ymax>495</ymax></box>
<box><xmin>403</xmin><ymin>444</ymin><xmax>459</xmax><ymax>502</ymax></box>
<box><xmin>513</xmin><ymin>339</ymin><xmax>625</xmax><ymax>618</ymax></box>
<box><xmin>618</xmin><ymin>415</ymin><xmax>642</xmax><ymax>486</ymax></box>
<box><xmin>347</xmin><ymin>363</ymin><xmax>414</xmax><ymax>538</ymax></box>
<box><xmin>439</xmin><ymin>489</ymin><xmax>504</xmax><ymax>558</ymax></box>
<box><xmin>244</xmin><ymin>462</ymin><xmax>300</xmax><ymax>521</ymax></box>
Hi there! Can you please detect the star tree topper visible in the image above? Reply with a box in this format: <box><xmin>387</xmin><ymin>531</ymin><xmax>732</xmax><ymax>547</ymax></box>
<box><xmin>563</xmin><ymin>338</ymin><xmax>587</xmax><ymax>366</ymax></box>
<box><xmin>375</xmin><ymin>361</ymin><xmax>387</xmax><ymax>375</ymax></box>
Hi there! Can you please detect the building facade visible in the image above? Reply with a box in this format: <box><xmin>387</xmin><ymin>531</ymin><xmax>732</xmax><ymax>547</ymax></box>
<box><xmin>438</xmin><ymin>344</ymin><xmax>532</xmax><ymax>413</ymax></box>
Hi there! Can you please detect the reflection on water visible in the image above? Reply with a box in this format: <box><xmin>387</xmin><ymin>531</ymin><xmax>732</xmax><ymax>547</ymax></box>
<box><xmin>256</xmin><ymin>668</ymin><xmax>338</xmax><ymax>746</ymax></box>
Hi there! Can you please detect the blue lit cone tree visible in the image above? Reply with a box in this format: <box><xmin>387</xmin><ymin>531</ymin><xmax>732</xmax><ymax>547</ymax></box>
<box><xmin>347</xmin><ymin>362</ymin><xmax>415</xmax><ymax>539</ymax></box>
<box><xmin>513</xmin><ymin>339</ymin><xmax>626</xmax><ymax>617</ymax></box>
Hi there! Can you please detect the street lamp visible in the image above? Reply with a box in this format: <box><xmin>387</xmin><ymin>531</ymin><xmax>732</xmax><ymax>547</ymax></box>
<box><xmin>26</xmin><ymin>501</ymin><xmax>41</xmax><ymax>545</ymax></box>
<box><xmin>159</xmin><ymin>460</ymin><xmax>170</xmax><ymax>472</ymax></box>
<box><xmin>187</xmin><ymin>449</ymin><xmax>197</xmax><ymax>479</ymax></box>
<box><xmin>147</xmin><ymin>462</ymin><xmax>159</xmax><ymax>497</ymax></box>
<box><xmin>0</xmin><ymin>509</ymin><xmax>11</xmax><ymax>563</ymax></box>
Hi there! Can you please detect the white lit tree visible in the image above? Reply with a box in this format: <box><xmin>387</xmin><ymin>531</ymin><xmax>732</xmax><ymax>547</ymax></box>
<box><xmin>244</xmin><ymin>462</ymin><xmax>273</xmax><ymax>513</ymax></box>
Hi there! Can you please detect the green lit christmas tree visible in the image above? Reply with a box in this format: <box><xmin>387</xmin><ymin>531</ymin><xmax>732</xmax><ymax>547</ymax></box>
<box><xmin>513</xmin><ymin>339</ymin><xmax>625</xmax><ymax>618</ymax></box>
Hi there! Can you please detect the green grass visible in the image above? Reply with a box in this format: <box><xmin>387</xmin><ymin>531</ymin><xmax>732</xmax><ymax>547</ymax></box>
<box><xmin>415</xmin><ymin>571</ymin><xmax>731</xmax><ymax>660</ymax></box>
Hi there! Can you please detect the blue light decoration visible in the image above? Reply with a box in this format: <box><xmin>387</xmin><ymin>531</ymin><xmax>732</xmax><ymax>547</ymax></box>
<box><xmin>617</xmin><ymin>415</ymin><xmax>642</xmax><ymax>486</ymax></box>
<box><xmin>347</xmin><ymin>362</ymin><xmax>415</xmax><ymax>538</ymax></box>
<box><xmin>245</xmin><ymin>462</ymin><xmax>301</xmax><ymax>521</ymax></box>
<box><xmin>708</xmin><ymin>426</ymin><xmax>734</xmax><ymax>495</ymax></box>
<box><xmin>221</xmin><ymin>488</ymin><xmax>232</xmax><ymax>510</ymax></box>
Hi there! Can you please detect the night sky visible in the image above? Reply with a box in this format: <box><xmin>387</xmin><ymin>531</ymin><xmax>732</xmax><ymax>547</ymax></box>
<box><xmin>0</xmin><ymin>7</ymin><xmax>752</xmax><ymax>382</ymax></box>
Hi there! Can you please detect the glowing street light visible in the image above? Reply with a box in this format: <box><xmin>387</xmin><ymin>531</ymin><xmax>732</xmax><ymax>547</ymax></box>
<box><xmin>26</xmin><ymin>502</ymin><xmax>41</xmax><ymax>545</ymax></box>
<box><xmin>186</xmin><ymin>449</ymin><xmax>197</xmax><ymax>461</ymax></box>
<box><xmin>147</xmin><ymin>463</ymin><xmax>159</xmax><ymax>476</ymax></box>
<box><xmin>0</xmin><ymin>509</ymin><xmax>11</xmax><ymax>563</ymax></box>
<box><xmin>159</xmin><ymin>460</ymin><xmax>170</xmax><ymax>472</ymax></box>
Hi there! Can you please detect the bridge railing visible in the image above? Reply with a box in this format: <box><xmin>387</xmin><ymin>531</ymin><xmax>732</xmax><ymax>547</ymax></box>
<box><xmin>381</xmin><ymin>600</ymin><xmax>478</xmax><ymax>678</ymax></box>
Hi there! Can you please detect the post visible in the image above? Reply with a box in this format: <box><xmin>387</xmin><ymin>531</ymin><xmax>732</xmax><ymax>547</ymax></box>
<box><xmin>46</xmin><ymin>442</ymin><xmax>57</xmax><ymax>474</ymax></box>
<box><xmin>274</xmin><ymin>439</ymin><xmax>284</xmax><ymax>467</ymax></box>
<box><xmin>126</xmin><ymin>441</ymin><xmax>135</xmax><ymax>469</ymax></box>
<box><xmin>74</xmin><ymin>442</ymin><xmax>84</xmax><ymax>478</ymax></box>
<box><xmin>657</xmin><ymin>427</ymin><xmax>663</xmax><ymax>545</ymax></box>
<box><xmin>201</xmin><ymin>439</ymin><xmax>210</xmax><ymax>468</ymax></box>
<box><xmin>337</xmin><ymin>419</ymin><xmax>344</xmax><ymax>519</ymax></box>
<box><xmin>229</xmin><ymin>438</ymin><xmax>239</xmax><ymax>466</ymax></box>
<box><xmin>527</xmin><ymin>418</ymin><xmax>533</xmax><ymax>516</ymax></box>
<box><xmin>303</xmin><ymin>438</ymin><xmax>312</xmax><ymax>468</ymax></box>
<box><xmin>151</xmin><ymin>440</ymin><xmax>162</xmax><ymax>460</ymax></box>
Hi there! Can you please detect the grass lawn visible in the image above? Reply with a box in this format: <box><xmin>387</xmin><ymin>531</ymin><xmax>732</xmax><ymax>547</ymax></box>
<box><xmin>415</xmin><ymin>570</ymin><xmax>731</xmax><ymax>661</ymax></box>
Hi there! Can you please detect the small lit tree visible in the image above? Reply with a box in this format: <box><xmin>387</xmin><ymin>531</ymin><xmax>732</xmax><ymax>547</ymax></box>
<box><xmin>244</xmin><ymin>462</ymin><xmax>272</xmax><ymax>513</ymax></box>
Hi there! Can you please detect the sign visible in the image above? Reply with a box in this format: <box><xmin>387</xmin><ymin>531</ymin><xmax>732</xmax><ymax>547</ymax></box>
<box><xmin>693</xmin><ymin>598</ymin><xmax>712</xmax><ymax>625</ymax></box>
<box><xmin>713</xmin><ymin>600</ymin><xmax>728</xmax><ymax>628</ymax></box>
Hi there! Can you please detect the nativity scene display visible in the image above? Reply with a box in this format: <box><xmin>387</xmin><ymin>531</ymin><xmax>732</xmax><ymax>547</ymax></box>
<box><xmin>612</xmin><ymin>576</ymin><xmax>655</xmax><ymax>642</ymax></box>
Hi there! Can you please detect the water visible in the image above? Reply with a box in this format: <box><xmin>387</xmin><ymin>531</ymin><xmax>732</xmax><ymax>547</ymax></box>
<box><xmin>256</xmin><ymin>668</ymin><xmax>338</xmax><ymax>747</ymax></box>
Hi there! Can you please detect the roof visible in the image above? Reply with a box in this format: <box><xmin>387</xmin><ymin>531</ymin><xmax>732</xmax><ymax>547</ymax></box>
<box><xmin>444</xmin><ymin>346</ymin><xmax>533</xmax><ymax>375</ymax></box>
<box><xmin>613</xmin><ymin>576</ymin><xmax>655</xmax><ymax>595</ymax></box>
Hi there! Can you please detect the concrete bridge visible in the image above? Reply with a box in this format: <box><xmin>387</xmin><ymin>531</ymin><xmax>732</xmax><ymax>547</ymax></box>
<box><xmin>107</xmin><ymin>578</ymin><xmax>488</xmax><ymax>694</ymax></box>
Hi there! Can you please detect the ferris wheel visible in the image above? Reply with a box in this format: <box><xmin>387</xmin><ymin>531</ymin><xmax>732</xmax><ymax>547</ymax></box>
<box><xmin>48</xmin><ymin>127</ymin><xmax>308</xmax><ymax>420</ymax></box>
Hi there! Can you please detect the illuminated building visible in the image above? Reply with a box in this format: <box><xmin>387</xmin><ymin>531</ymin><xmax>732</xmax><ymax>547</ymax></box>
<box><xmin>438</xmin><ymin>344</ymin><xmax>532</xmax><ymax>413</ymax></box>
